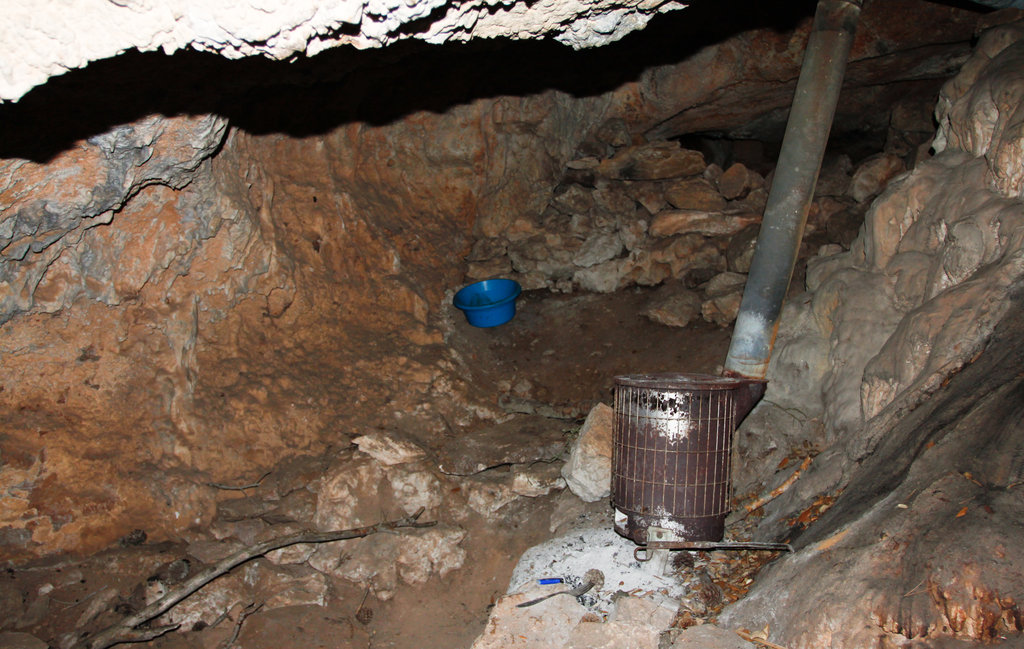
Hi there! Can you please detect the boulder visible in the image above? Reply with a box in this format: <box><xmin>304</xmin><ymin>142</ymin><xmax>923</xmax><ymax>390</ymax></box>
<box><xmin>471</xmin><ymin>590</ymin><xmax>588</xmax><ymax>649</ymax></box>
<box><xmin>649</xmin><ymin>209</ymin><xmax>759</xmax><ymax>238</ymax></box>
<box><xmin>665</xmin><ymin>177</ymin><xmax>728</xmax><ymax>211</ymax></box>
<box><xmin>573</xmin><ymin>232</ymin><xmax>624</xmax><ymax>268</ymax></box>
<box><xmin>512</xmin><ymin>462</ymin><xmax>568</xmax><ymax>497</ymax></box>
<box><xmin>352</xmin><ymin>431</ymin><xmax>427</xmax><ymax>466</ymax></box>
<box><xmin>701</xmin><ymin>272</ymin><xmax>747</xmax><ymax>327</ymax></box>
<box><xmin>848</xmin><ymin>153</ymin><xmax>906</xmax><ymax>203</ymax></box>
<box><xmin>561</xmin><ymin>403</ymin><xmax>614</xmax><ymax>502</ymax></box>
<box><xmin>642</xmin><ymin>282</ymin><xmax>703</xmax><ymax>328</ymax></box>
<box><xmin>717</xmin><ymin>162</ymin><xmax>762</xmax><ymax>200</ymax></box>
<box><xmin>598</xmin><ymin>142</ymin><xmax>706</xmax><ymax>181</ymax></box>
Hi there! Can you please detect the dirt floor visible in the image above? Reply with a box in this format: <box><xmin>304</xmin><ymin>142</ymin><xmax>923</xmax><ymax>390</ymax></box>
<box><xmin>1</xmin><ymin>287</ymin><xmax>735</xmax><ymax>649</ymax></box>
<box><xmin>454</xmin><ymin>287</ymin><xmax>734</xmax><ymax>418</ymax></box>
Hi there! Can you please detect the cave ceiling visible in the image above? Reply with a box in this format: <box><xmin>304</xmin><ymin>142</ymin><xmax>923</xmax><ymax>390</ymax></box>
<box><xmin>3</xmin><ymin>0</ymin><xmax>1017</xmax><ymax>106</ymax></box>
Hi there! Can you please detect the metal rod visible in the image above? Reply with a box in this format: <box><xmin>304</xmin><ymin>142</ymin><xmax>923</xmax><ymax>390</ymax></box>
<box><xmin>646</xmin><ymin>540</ymin><xmax>793</xmax><ymax>552</ymax></box>
<box><xmin>725</xmin><ymin>0</ymin><xmax>864</xmax><ymax>380</ymax></box>
<box><xmin>634</xmin><ymin>541</ymin><xmax>792</xmax><ymax>561</ymax></box>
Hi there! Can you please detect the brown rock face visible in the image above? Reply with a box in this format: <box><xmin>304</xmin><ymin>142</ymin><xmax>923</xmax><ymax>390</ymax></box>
<box><xmin>664</xmin><ymin>177</ymin><xmax>728</xmax><ymax>211</ymax></box>
<box><xmin>626</xmin><ymin>0</ymin><xmax>981</xmax><ymax>141</ymax></box>
<box><xmin>0</xmin><ymin>89</ymin><xmax>603</xmax><ymax>558</ymax></box>
<box><xmin>0</xmin><ymin>115</ymin><xmax>229</xmax><ymax>320</ymax></box>
<box><xmin>716</xmin><ymin>163</ymin><xmax>761</xmax><ymax>201</ymax></box>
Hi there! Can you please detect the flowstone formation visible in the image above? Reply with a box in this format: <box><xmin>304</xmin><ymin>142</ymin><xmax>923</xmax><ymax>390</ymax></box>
<box><xmin>720</xmin><ymin>20</ymin><xmax>1024</xmax><ymax>649</ymax></box>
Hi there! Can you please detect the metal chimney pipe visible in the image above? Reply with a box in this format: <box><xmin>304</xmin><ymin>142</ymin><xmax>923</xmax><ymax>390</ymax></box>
<box><xmin>724</xmin><ymin>0</ymin><xmax>863</xmax><ymax>380</ymax></box>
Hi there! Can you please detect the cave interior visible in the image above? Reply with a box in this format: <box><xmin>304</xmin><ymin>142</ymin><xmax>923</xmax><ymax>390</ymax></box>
<box><xmin>1</xmin><ymin>1</ymin><xmax>1023</xmax><ymax>648</ymax></box>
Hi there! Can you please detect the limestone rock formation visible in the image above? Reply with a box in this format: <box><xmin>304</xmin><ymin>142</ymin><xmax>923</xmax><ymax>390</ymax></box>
<box><xmin>722</xmin><ymin>20</ymin><xmax>1024</xmax><ymax>649</ymax></box>
<box><xmin>471</xmin><ymin>589</ymin><xmax>589</xmax><ymax>649</ymax></box>
<box><xmin>0</xmin><ymin>114</ymin><xmax>228</xmax><ymax>322</ymax></box>
<box><xmin>621</xmin><ymin>0</ymin><xmax>983</xmax><ymax>140</ymax></box>
<box><xmin>642</xmin><ymin>281</ymin><xmax>702</xmax><ymax>327</ymax></box>
<box><xmin>561</xmin><ymin>403</ymin><xmax>614</xmax><ymax>502</ymax></box>
<box><xmin>934</xmin><ymin>22</ymin><xmax>1024</xmax><ymax>199</ymax></box>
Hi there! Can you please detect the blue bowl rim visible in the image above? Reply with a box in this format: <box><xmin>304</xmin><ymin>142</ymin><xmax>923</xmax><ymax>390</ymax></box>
<box><xmin>453</xmin><ymin>278</ymin><xmax>522</xmax><ymax>311</ymax></box>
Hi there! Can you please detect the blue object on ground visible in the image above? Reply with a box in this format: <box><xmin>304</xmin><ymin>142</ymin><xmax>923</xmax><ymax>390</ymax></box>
<box><xmin>453</xmin><ymin>279</ymin><xmax>522</xmax><ymax>327</ymax></box>
<box><xmin>538</xmin><ymin>578</ymin><xmax>564</xmax><ymax>585</ymax></box>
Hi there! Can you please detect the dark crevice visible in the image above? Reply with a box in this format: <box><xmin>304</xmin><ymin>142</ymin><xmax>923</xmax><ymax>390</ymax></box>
<box><xmin>0</xmin><ymin>0</ymin><xmax>820</xmax><ymax>163</ymax></box>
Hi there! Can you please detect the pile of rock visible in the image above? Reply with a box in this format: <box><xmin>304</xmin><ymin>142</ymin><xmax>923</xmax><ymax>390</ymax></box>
<box><xmin>466</xmin><ymin>119</ymin><xmax>903</xmax><ymax>327</ymax></box>
<box><xmin>33</xmin><ymin>422</ymin><xmax>574</xmax><ymax>649</ymax></box>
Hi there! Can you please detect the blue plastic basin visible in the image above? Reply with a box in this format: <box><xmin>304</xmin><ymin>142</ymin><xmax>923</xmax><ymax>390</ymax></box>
<box><xmin>453</xmin><ymin>279</ymin><xmax>522</xmax><ymax>327</ymax></box>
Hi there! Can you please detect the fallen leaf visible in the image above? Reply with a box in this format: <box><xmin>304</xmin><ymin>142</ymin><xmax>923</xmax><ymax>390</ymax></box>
<box><xmin>753</xmin><ymin>623</ymin><xmax>771</xmax><ymax>640</ymax></box>
<box><xmin>956</xmin><ymin>506</ymin><xmax>968</xmax><ymax>518</ymax></box>
<box><xmin>983</xmin><ymin>505</ymin><xmax>994</xmax><ymax>514</ymax></box>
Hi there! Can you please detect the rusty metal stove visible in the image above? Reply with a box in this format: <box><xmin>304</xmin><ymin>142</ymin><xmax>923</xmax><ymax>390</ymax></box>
<box><xmin>611</xmin><ymin>373</ymin><xmax>789</xmax><ymax>558</ymax></box>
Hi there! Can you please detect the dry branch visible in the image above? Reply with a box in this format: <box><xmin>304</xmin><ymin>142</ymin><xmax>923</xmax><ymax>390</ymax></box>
<box><xmin>744</xmin><ymin>456</ymin><xmax>812</xmax><ymax>513</ymax></box>
<box><xmin>206</xmin><ymin>471</ymin><xmax>272</xmax><ymax>491</ymax></box>
<box><xmin>220</xmin><ymin>601</ymin><xmax>263</xmax><ymax>649</ymax></box>
<box><xmin>79</xmin><ymin>508</ymin><xmax>435</xmax><ymax>649</ymax></box>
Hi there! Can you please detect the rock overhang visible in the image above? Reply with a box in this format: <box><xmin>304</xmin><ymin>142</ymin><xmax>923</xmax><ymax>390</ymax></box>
<box><xmin>1</xmin><ymin>0</ymin><xmax>690</xmax><ymax>103</ymax></box>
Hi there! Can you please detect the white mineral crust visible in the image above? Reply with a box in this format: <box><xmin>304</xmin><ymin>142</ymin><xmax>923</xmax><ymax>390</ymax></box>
<box><xmin>1</xmin><ymin>0</ymin><xmax>688</xmax><ymax>103</ymax></box>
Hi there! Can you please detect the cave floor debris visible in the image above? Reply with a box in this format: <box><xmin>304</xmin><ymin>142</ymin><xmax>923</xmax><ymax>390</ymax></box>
<box><xmin>2</xmin><ymin>287</ymin><xmax>736</xmax><ymax>649</ymax></box>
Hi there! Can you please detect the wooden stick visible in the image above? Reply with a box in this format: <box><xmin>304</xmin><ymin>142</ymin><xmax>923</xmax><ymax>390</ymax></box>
<box><xmin>220</xmin><ymin>601</ymin><xmax>263</xmax><ymax>649</ymax></box>
<box><xmin>105</xmin><ymin>624</ymin><xmax>181</xmax><ymax>645</ymax></box>
<box><xmin>744</xmin><ymin>457</ymin><xmax>812</xmax><ymax>513</ymax></box>
<box><xmin>80</xmin><ymin>508</ymin><xmax>434</xmax><ymax>649</ymax></box>
<box><xmin>206</xmin><ymin>471</ymin><xmax>272</xmax><ymax>491</ymax></box>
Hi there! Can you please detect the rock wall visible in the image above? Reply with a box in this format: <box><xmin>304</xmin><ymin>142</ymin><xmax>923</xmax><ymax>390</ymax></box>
<box><xmin>722</xmin><ymin>21</ymin><xmax>1024</xmax><ymax>649</ymax></box>
<box><xmin>0</xmin><ymin>84</ymin><xmax>603</xmax><ymax>559</ymax></box>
